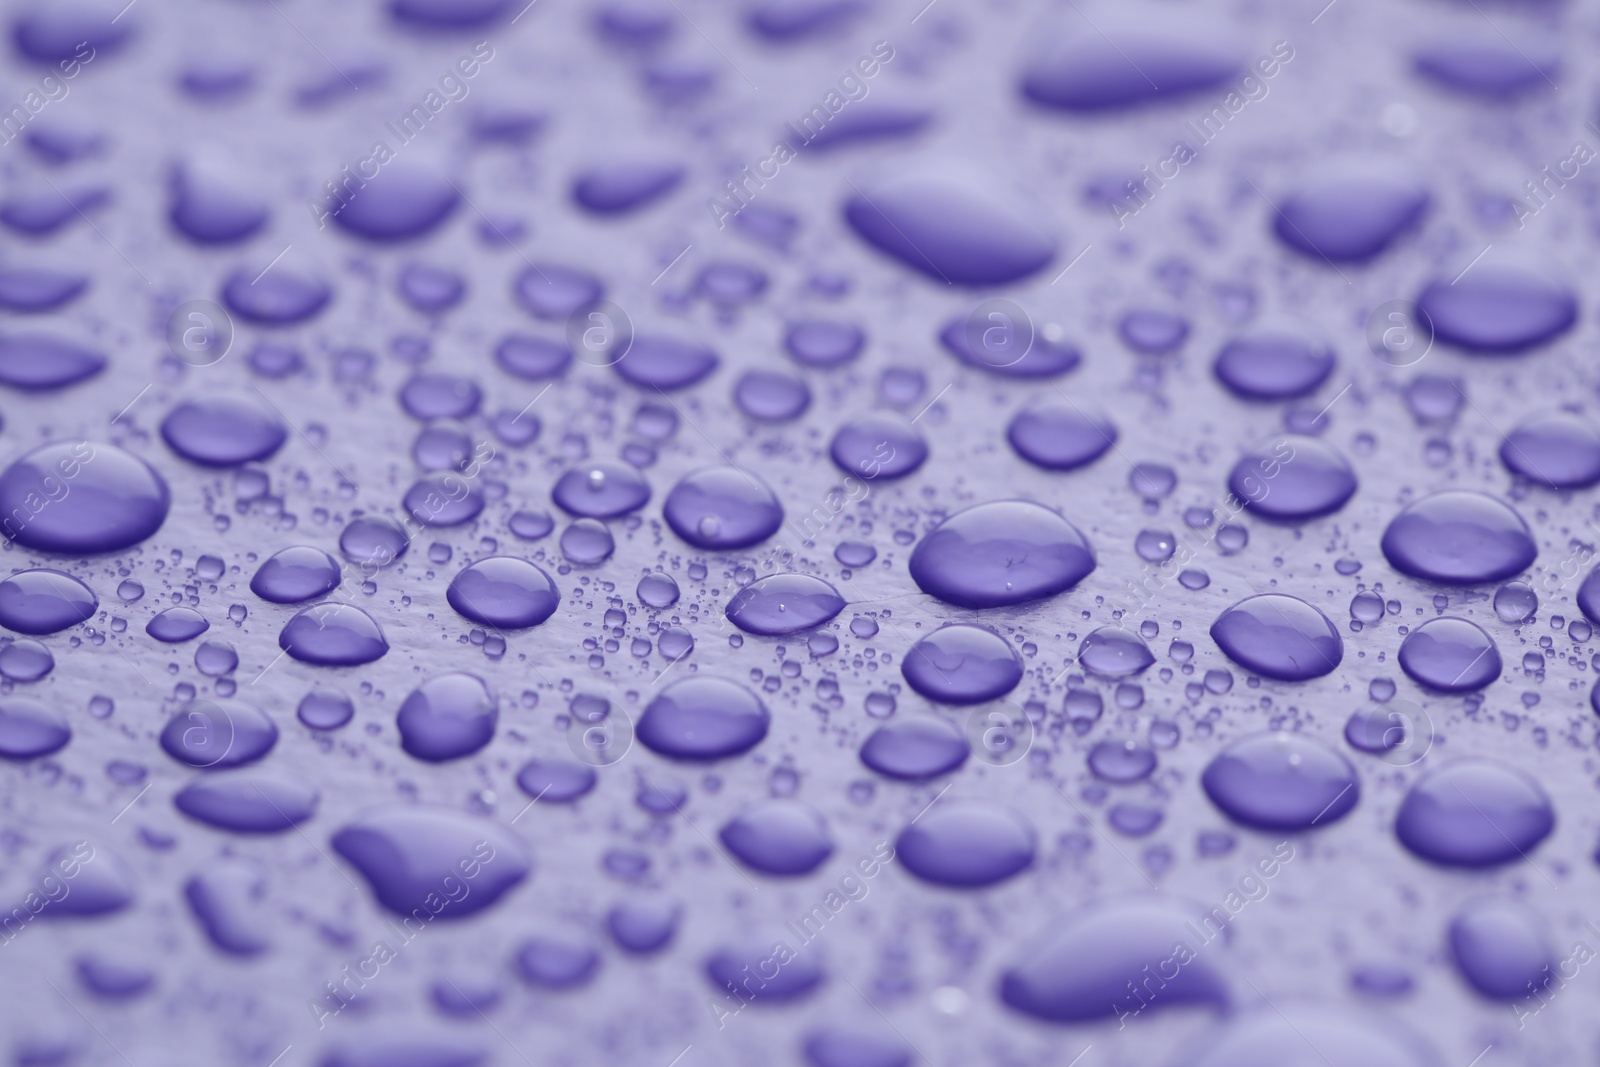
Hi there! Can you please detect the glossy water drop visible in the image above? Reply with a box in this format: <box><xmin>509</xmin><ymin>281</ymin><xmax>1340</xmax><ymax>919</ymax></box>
<box><xmin>1493</xmin><ymin>581</ymin><xmax>1537</xmax><ymax>623</ymax></box>
<box><xmin>1415</xmin><ymin>264</ymin><xmax>1576</xmax><ymax>353</ymax></box>
<box><xmin>1229</xmin><ymin>435</ymin><xmax>1356</xmax><ymax>520</ymax></box>
<box><xmin>999</xmin><ymin>898</ymin><xmax>1231</xmax><ymax>1022</ymax></box>
<box><xmin>1020</xmin><ymin>21</ymin><xmax>1242</xmax><ymax>112</ymax></box>
<box><xmin>0</xmin><ymin>267</ymin><xmax>87</xmax><ymax>312</ymax></box>
<box><xmin>297</xmin><ymin>689</ymin><xmax>354</xmax><ymax>731</ymax></box>
<box><xmin>174</xmin><ymin>773</ymin><xmax>319</xmax><ymax>833</ymax></box>
<box><xmin>726</xmin><ymin>573</ymin><xmax>845</xmax><ymax>635</ymax></box>
<box><xmin>1499</xmin><ymin>410</ymin><xmax>1600</xmax><ymax>488</ymax></box>
<box><xmin>0</xmin><ymin>333</ymin><xmax>104</xmax><ymax>391</ymax></box>
<box><xmin>330</xmin><ymin>161</ymin><xmax>460</xmax><ymax>242</ymax></box>
<box><xmin>734</xmin><ymin>371</ymin><xmax>811</xmax><ymax>422</ymax></box>
<box><xmin>1202</xmin><ymin>732</ymin><xmax>1359</xmax><ymax>830</ymax></box>
<box><xmin>1380</xmin><ymin>491</ymin><xmax>1535</xmax><ymax>584</ymax></box>
<box><xmin>572</xmin><ymin>159</ymin><xmax>684</xmax><ymax>214</ymax></box>
<box><xmin>638</xmin><ymin>571</ymin><xmax>680</xmax><ymax>608</ymax></box>
<box><xmin>1078</xmin><ymin>627</ymin><xmax>1155</xmax><ymax>678</ymax></box>
<box><xmin>397</xmin><ymin>262</ymin><xmax>466</xmax><ymax>314</ymax></box>
<box><xmin>1088</xmin><ymin>740</ymin><xmax>1157</xmax><ymax>783</ymax></box>
<box><xmin>403</xmin><ymin>475</ymin><xmax>485</xmax><ymax>528</ymax></box>
<box><xmin>159</xmin><ymin>700</ymin><xmax>278</xmax><ymax>769</ymax></box>
<box><xmin>719</xmin><ymin>800</ymin><xmax>834</xmax><ymax>876</ymax></box>
<box><xmin>903</xmin><ymin>624</ymin><xmax>1022</xmax><ymax>704</ymax></box>
<box><xmin>612</xmin><ymin>335</ymin><xmax>719</xmax><ymax>391</ymax></box>
<box><xmin>1398</xmin><ymin>617</ymin><xmax>1501</xmax><ymax>692</ymax></box>
<box><xmin>1118</xmin><ymin>309</ymin><xmax>1189</xmax><ymax>354</ymax></box>
<box><xmin>896</xmin><ymin>801</ymin><xmax>1035</xmax><ymax>887</ymax></box>
<box><xmin>279</xmin><ymin>603</ymin><xmax>388</xmax><ymax>665</ymax></box>
<box><xmin>516</xmin><ymin>758</ymin><xmax>597</xmax><ymax>804</ymax></box>
<box><xmin>843</xmin><ymin>169</ymin><xmax>1057</xmax><ymax>286</ymax></box>
<box><xmin>705</xmin><ymin>939</ymin><xmax>824</xmax><ymax>1003</ymax></box>
<box><xmin>637</xmin><ymin>676</ymin><xmax>769</xmax><ymax>759</ymax></box>
<box><xmin>560</xmin><ymin>519</ymin><xmax>614</xmax><ymax>564</ymax></box>
<box><xmin>830</xmin><ymin>413</ymin><xmax>927</xmax><ymax>480</ymax></box>
<box><xmin>908</xmin><ymin>500</ymin><xmax>1094</xmax><ymax>608</ymax></box>
<box><xmin>339</xmin><ymin>515</ymin><xmax>409</xmax><ymax>567</ymax></box>
<box><xmin>859</xmin><ymin>717</ymin><xmax>970</xmax><ymax>780</ymax></box>
<box><xmin>221</xmin><ymin>267</ymin><xmax>331</xmax><ymax>326</ymax></box>
<box><xmin>552</xmin><ymin>462</ymin><xmax>650</xmax><ymax>518</ymax></box>
<box><xmin>0</xmin><ymin>569</ymin><xmax>95</xmax><ymax>634</ymax></box>
<box><xmin>0</xmin><ymin>441</ymin><xmax>169</xmax><ymax>554</ymax></box>
<box><xmin>447</xmin><ymin>557</ymin><xmax>559</xmax><ymax>629</ymax></box>
<box><xmin>513</xmin><ymin>263</ymin><xmax>603</xmax><ymax>320</ymax></box>
<box><xmin>1006</xmin><ymin>403</ymin><xmax>1117</xmax><ymax>471</ymax></box>
<box><xmin>147</xmin><ymin>607</ymin><xmax>209</xmax><ymax>642</ymax></box>
<box><xmin>663</xmin><ymin>467</ymin><xmax>783</xmax><ymax>549</ymax></box>
<box><xmin>607</xmin><ymin>897</ymin><xmax>681</xmax><ymax>954</ymax></box>
<box><xmin>1213</xmin><ymin>329</ymin><xmax>1336</xmax><ymax>400</ymax></box>
<box><xmin>331</xmin><ymin>806</ymin><xmax>531</xmax><ymax>918</ymax></box>
<box><xmin>168</xmin><ymin>162</ymin><xmax>269</xmax><ymax>244</ymax></box>
<box><xmin>250</xmin><ymin>546</ymin><xmax>341</xmax><ymax>603</ymax></box>
<box><xmin>1447</xmin><ymin>898</ymin><xmax>1552</xmax><ymax>1001</ymax></box>
<box><xmin>1271</xmin><ymin>158</ymin><xmax>1430</xmax><ymax>262</ymax></box>
<box><xmin>1209</xmin><ymin>594</ymin><xmax>1342</xmax><ymax>680</ymax></box>
<box><xmin>397</xmin><ymin>673</ymin><xmax>497</xmax><ymax>762</ymax></box>
<box><xmin>1395</xmin><ymin>759</ymin><xmax>1554</xmax><ymax>868</ymax></box>
<box><xmin>0</xmin><ymin>698</ymin><xmax>69</xmax><ymax>759</ymax></box>
<box><xmin>786</xmin><ymin>319</ymin><xmax>865</xmax><ymax>367</ymax></box>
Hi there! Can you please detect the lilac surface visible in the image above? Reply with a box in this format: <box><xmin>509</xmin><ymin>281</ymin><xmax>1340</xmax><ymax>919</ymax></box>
<box><xmin>1</xmin><ymin>1</ymin><xmax>1599</xmax><ymax>1065</ymax></box>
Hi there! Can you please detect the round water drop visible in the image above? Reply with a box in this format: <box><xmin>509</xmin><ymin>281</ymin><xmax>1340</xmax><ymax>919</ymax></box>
<box><xmin>1413</xmin><ymin>33</ymin><xmax>1559</xmax><ymax>100</ymax></box>
<box><xmin>1448</xmin><ymin>899</ymin><xmax>1552</xmax><ymax>1001</ymax></box>
<box><xmin>843</xmin><ymin>169</ymin><xmax>1057</xmax><ymax>286</ymax></box>
<box><xmin>1493</xmin><ymin>581</ymin><xmax>1537</xmax><ymax>623</ymax></box>
<box><xmin>404</xmin><ymin>475</ymin><xmax>485</xmax><ymax>527</ymax></box>
<box><xmin>0</xmin><ymin>266</ymin><xmax>87</xmax><ymax>312</ymax></box>
<box><xmin>279</xmin><ymin>603</ymin><xmax>388</xmax><ymax>665</ymax></box>
<box><xmin>389</xmin><ymin>0</ymin><xmax>513</xmax><ymax>27</ymax></box>
<box><xmin>221</xmin><ymin>267</ymin><xmax>331</xmax><ymax>326</ymax></box>
<box><xmin>0</xmin><ymin>639</ymin><xmax>54</xmax><ymax>682</ymax></box>
<box><xmin>859</xmin><ymin>717</ymin><xmax>970</xmax><ymax>780</ymax></box>
<box><xmin>638</xmin><ymin>676</ymin><xmax>769</xmax><ymax>759</ymax></box>
<box><xmin>835</xmin><ymin>541</ymin><xmax>875</xmax><ymax>567</ymax></box>
<box><xmin>734</xmin><ymin>371</ymin><xmax>811</xmax><ymax>422</ymax></box>
<box><xmin>1229</xmin><ymin>435</ymin><xmax>1356</xmax><ymax>521</ymax></box>
<box><xmin>903</xmin><ymin>624</ymin><xmax>1022</xmax><ymax>706</ymax></box>
<box><xmin>607</xmin><ymin>897</ymin><xmax>681</xmax><ymax>954</ymax></box>
<box><xmin>613</xmin><ymin>335</ymin><xmax>718</xmax><ymax>391</ymax></box>
<box><xmin>331</xmin><ymin>806</ymin><xmax>531</xmax><ymax>918</ymax></box>
<box><xmin>1210</xmin><ymin>594</ymin><xmax>1342</xmax><ymax>680</ymax></box>
<box><xmin>1499</xmin><ymin>410</ymin><xmax>1600</xmax><ymax>488</ymax></box>
<box><xmin>896</xmin><ymin>801</ymin><xmax>1035</xmax><ymax>887</ymax></box>
<box><xmin>146</xmin><ymin>607</ymin><xmax>208</xmax><ymax>642</ymax></box>
<box><xmin>168</xmin><ymin>163</ymin><xmax>269</xmax><ymax>245</ymax></box>
<box><xmin>1135</xmin><ymin>529</ymin><xmax>1175</xmax><ymax>562</ymax></box>
<box><xmin>829</xmin><ymin>413</ymin><xmax>927</xmax><ymax>480</ymax></box>
<box><xmin>0</xmin><ymin>569</ymin><xmax>95</xmax><ymax>634</ymax></box>
<box><xmin>513</xmin><ymin>263</ymin><xmax>603</xmax><ymax>320</ymax></box>
<box><xmin>1118</xmin><ymin>308</ymin><xmax>1189</xmax><ymax>354</ymax></box>
<box><xmin>572</xmin><ymin>159</ymin><xmax>684</xmax><ymax>214</ymax></box>
<box><xmin>339</xmin><ymin>515</ymin><xmax>409</xmax><ymax>567</ymax></box>
<box><xmin>250</xmin><ymin>546</ymin><xmax>341</xmax><ymax>603</ymax></box>
<box><xmin>637</xmin><ymin>571</ymin><xmax>679</xmax><ymax>608</ymax></box>
<box><xmin>516</xmin><ymin>758</ymin><xmax>597</xmax><ymax>803</ymax></box>
<box><xmin>161</xmin><ymin>396</ymin><xmax>287</xmax><ymax>467</ymax></box>
<box><xmin>0</xmin><ymin>698</ymin><xmax>68</xmax><ymax>759</ymax></box>
<box><xmin>399</xmin><ymin>373</ymin><xmax>481</xmax><ymax>422</ymax></box>
<box><xmin>1078</xmin><ymin>627</ymin><xmax>1154</xmax><ymax>678</ymax></box>
<box><xmin>159</xmin><ymin>700</ymin><xmax>278</xmax><ymax>769</ymax></box>
<box><xmin>560</xmin><ymin>518</ymin><xmax>614</xmax><ymax>564</ymax></box>
<box><xmin>1177</xmin><ymin>1006</ymin><xmax>1439</xmax><ymax>1067</ymax></box>
<box><xmin>663</xmin><ymin>466</ymin><xmax>783</xmax><ymax>550</ymax></box>
<box><xmin>999</xmin><ymin>899</ymin><xmax>1232</xmax><ymax>1023</ymax></box>
<box><xmin>802</xmin><ymin>1028</ymin><xmax>912</xmax><ymax>1067</ymax></box>
<box><xmin>1344</xmin><ymin>706</ymin><xmax>1412</xmax><ymax>754</ymax></box>
<box><xmin>1201</xmin><ymin>732</ymin><xmax>1359</xmax><ymax>830</ymax></box>
<box><xmin>908</xmin><ymin>500</ymin><xmax>1094</xmax><ymax>608</ymax></box>
<box><xmin>1395</xmin><ymin>759</ymin><xmax>1553</xmax><ymax>868</ymax></box>
<box><xmin>705</xmin><ymin>940</ymin><xmax>824</xmax><ymax>1003</ymax></box>
<box><xmin>1020</xmin><ymin>22</ymin><xmax>1242</xmax><ymax>112</ymax></box>
<box><xmin>298</xmin><ymin>689</ymin><xmax>354</xmax><ymax>730</ymax></box>
<box><xmin>786</xmin><ymin>320</ymin><xmax>864</xmax><ymax>367</ymax></box>
<box><xmin>1271</xmin><ymin>159</ymin><xmax>1430</xmax><ymax>263</ymax></box>
<box><xmin>552</xmin><ymin>462</ymin><xmax>650</xmax><ymax>518</ymax></box>
<box><xmin>1088</xmin><ymin>740</ymin><xmax>1157</xmax><ymax>782</ymax></box>
<box><xmin>397</xmin><ymin>262</ymin><xmax>465</xmax><ymax>314</ymax></box>
<box><xmin>0</xmin><ymin>333</ymin><xmax>104</xmax><ymax>390</ymax></box>
<box><xmin>1415</xmin><ymin>264</ymin><xmax>1576</xmax><ymax>353</ymax></box>
<box><xmin>13</xmin><ymin>4</ymin><xmax>134</xmax><ymax>63</ymax></box>
<box><xmin>719</xmin><ymin>800</ymin><xmax>834</xmax><ymax>876</ymax></box>
<box><xmin>725</xmin><ymin>573</ymin><xmax>844</xmax><ymax>635</ymax></box>
<box><xmin>1380</xmin><ymin>491</ymin><xmax>1535</xmax><ymax>584</ymax></box>
<box><xmin>330</xmin><ymin>161</ymin><xmax>460</xmax><ymax>242</ymax></box>
<box><xmin>0</xmin><ymin>441</ymin><xmax>168</xmax><ymax>554</ymax></box>
<box><xmin>937</xmin><ymin>311</ymin><xmax>1082</xmax><ymax>379</ymax></box>
<box><xmin>1214</xmin><ymin>329</ymin><xmax>1336</xmax><ymax>400</ymax></box>
<box><xmin>1006</xmin><ymin>403</ymin><xmax>1117</xmax><ymax>471</ymax></box>
<box><xmin>174</xmin><ymin>774</ymin><xmax>319</xmax><ymax>833</ymax></box>
<box><xmin>1398</xmin><ymin>617</ymin><xmax>1501</xmax><ymax>692</ymax></box>
<box><xmin>447</xmin><ymin>557</ymin><xmax>559</xmax><ymax>629</ymax></box>
<box><xmin>397</xmin><ymin>673</ymin><xmax>497</xmax><ymax>762</ymax></box>
<box><xmin>516</xmin><ymin>936</ymin><xmax>600</xmax><ymax>988</ymax></box>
